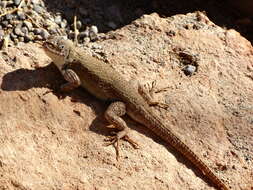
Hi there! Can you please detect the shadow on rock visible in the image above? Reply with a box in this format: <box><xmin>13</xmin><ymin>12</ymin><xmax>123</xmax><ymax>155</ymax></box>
<box><xmin>1</xmin><ymin>62</ymin><xmax>106</xmax><ymax>115</ymax></box>
<box><xmin>1</xmin><ymin>63</ymin><xmax>64</xmax><ymax>92</ymax></box>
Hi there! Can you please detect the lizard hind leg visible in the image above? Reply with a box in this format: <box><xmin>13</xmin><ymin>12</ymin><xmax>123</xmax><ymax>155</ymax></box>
<box><xmin>104</xmin><ymin>101</ymin><xmax>139</xmax><ymax>160</ymax></box>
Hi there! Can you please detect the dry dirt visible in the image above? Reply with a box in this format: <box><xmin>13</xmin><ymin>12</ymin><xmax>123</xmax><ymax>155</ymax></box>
<box><xmin>0</xmin><ymin>12</ymin><xmax>253</xmax><ymax>190</ymax></box>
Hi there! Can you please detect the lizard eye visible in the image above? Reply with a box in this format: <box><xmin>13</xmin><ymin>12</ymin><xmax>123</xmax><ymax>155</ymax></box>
<box><xmin>59</xmin><ymin>44</ymin><xmax>65</xmax><ymax>49</ymax></box>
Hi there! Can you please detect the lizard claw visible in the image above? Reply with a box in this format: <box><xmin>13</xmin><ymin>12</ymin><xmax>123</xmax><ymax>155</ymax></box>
<box><xmin>104</xmin><ymin>133</ymin><xmax>139</xmax><ymax>160</ymax></box>
<box><xmin>104</xmin><ymin>134</ymin><xmax>120</xmax><ymax>160</ymax></box>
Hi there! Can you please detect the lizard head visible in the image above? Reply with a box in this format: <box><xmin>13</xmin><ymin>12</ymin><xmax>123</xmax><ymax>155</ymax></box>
<box><xmin>43</xmin><ymin>35</ymin><xmax>73</xmax><ymax>70</ymax></box>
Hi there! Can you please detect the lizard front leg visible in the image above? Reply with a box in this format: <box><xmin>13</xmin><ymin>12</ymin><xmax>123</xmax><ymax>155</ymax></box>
<box><xmin>104</xmin><ymin>101</ymin><xmax>139</xmax><ymax>160</ymax></box>
<box><xmin>60</xmin><ymin>69</ymin><xmax>81</xmax><ymax>91</ymax></box>
<box><xmin>138</xmin><ymin>80</ymin><xmax>169</xmax><ymax>109</ymax></box>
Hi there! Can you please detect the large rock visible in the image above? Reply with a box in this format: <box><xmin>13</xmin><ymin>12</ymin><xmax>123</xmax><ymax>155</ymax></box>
<box><xmin>0</xmin><ymin>12</ymin><xmax>252</xmax><ymax>190</ymax></box>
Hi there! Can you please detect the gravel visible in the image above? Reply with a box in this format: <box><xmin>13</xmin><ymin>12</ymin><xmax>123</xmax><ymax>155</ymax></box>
<box><xmin>23</xmin><ymin>21</ymin><xmax>33</xmax><ymax>31</ymax></box>
<box><xmin>40</xmin><ymin>29</ymin><xmax>50</xmax><ymax>39</ymax></box>
<box><xmin>14</xmin><ymin>25</ymin><xmax>24</xmax><ymax>36</ymax></box>
<box><xmin>0</xmin><ymin>0</ymin><xmax>106</xmax><ymax>45</ymax></box>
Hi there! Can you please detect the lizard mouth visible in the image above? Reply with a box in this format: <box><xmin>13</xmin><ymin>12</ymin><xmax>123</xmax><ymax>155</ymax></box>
<box><xmin>43</xmin><ymin>41</ymin><xmax>63</xmax><ymax>56</ymax></box>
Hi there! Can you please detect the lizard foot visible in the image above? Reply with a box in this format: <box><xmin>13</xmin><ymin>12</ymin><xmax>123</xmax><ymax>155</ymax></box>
<box><xmin>138</xmin><ymin>80</ymin><xmax>170</xmax><ymax>109</ymax></box>
<box><xmin>104</xmin><ymin>131</ymin><xmax>139</xmax><ymax>160</ymax></box>
<box><xmin>104</xmin><ymin>101</ymin><xmax>139</xmax><ymax>160</ymax></box>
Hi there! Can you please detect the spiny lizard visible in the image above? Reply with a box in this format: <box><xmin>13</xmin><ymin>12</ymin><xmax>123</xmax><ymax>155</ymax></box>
<box><xmin>43</xmin><ymin>36</ymin><xmax>229</xmax><ymax>190</ymax></box>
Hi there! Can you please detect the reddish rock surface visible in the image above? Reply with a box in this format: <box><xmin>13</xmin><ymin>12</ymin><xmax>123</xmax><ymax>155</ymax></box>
<box><xmin>0</xmin><ymin>12</ymin><xmax>252</xmax><ymax>190</ymax></box>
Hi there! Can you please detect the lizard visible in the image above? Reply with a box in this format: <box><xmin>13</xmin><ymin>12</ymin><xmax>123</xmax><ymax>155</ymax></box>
<box><xmin>42</xmin><ymin>35</ymin><xmax>229</xmax><ymax>190</ymax></box>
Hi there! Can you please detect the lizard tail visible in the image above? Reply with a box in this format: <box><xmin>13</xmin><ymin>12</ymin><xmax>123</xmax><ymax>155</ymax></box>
<box><xmin>148</xmin><ymin>116</ymin><xmax>229</xmax><ymax>190</ymax></box>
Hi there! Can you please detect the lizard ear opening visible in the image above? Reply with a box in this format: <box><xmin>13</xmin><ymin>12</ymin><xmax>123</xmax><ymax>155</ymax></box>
<box><xmin>63</xmin><ymin>47</ymin><xmax>70</xmax><ymax>59</ymax></box>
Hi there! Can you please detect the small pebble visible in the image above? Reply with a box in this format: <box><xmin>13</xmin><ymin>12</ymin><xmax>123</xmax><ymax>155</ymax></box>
<box><xmin>183</xmin><ymin>65</ymin><xmax>197</xmax><ymax>76</ymax></box>
<box><xmin>89</xmin><ymin>26</ymin><xmax>98</xmax><ymax>41</ymax></box>
<box><xmin>14</xmin><ymin>0</ymin><xmax>21</xmax><ymax>6</ymax></box>
<box><xmin>7</xmin><ymin>24</ymin><xmax>13</xmax><ymax>29</ymax></box>
<box><xmin>14</xmin><ymin>24</ymin><xmax>24</xmax><ymax>36</ymax></box>
<box><xmin>5</xmin><ymin>14</ymin><xmax>14</xmax><ymax>21</ymax></box>
<box><xmin>33</xmin><ymin>4</ymin><xmax>43</xmax><ymax>13</ymax></box>
<box><xmin>17</xmin><ymin>11</ymin><xmax>26</xmax><ymax>20</ymax></box>
<box><xmin>60</xmin><ymin>19</ymin><xmax>67</xmax><ymax>28</ymax></box>
<box><xmin>21</xmin><ymin>27</ymin><xmax>29</xmax><ymax>35</ymax></box>
<box><xmin>54</xmin><ymin>15</ymin><xmax>62</xmax><ymax>25</ymax></box>
<box><xmin>89</xmin><ymin>25</ymin><xmax>98</xmax><ymax>34</ymax></box>
<box><xmin>76</xmin><ymin>20</ymin><xmax>82</xmax><ymax>29</ymax></box>
<box><xmin>40</xmin><ymin>29</ymin><xmax>50</xmax><ymax>39</ymax></box>
<box><xmin>23</xmin><ymin>21</ymin><xmax>33</xmax><ymax>31</ymax></box>
<box><xmin>33</xmin><ymin>28</ymin><xmax>41</xmax><ymax>35</ymax></box>
<box><xmin>48</xmin><ymin>27</ymin><xmax>58</xmax><ymax>34</ymax></box>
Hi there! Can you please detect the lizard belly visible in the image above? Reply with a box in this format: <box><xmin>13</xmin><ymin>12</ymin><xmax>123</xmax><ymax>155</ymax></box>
<box><xmin>126</xmin><ymin>103</ymin><xmax>150</xmax><ymax>125</ymax></box>
<box><xmin>79</xmin><ymin>79</ymin><xmax>117</xmax><ymax>101</ymax></box>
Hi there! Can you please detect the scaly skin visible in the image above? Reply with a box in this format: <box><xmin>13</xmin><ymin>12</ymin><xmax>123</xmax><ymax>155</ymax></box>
<box><xmin>43</xmin><ymin>36</ymin><xmax>229</xmax><ymax>190</ymax></box>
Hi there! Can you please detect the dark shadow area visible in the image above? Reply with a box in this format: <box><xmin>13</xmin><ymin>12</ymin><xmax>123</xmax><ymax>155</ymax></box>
<box><xmin>1</xmin><ymin>62</ymin><xmax>105</xmax><ymax>115</ymax></box>
<box><xmin>43</xmin><ymin>0</ymin><xmax>253</xmax><ymax>42</ymax></box>
<box><xmin>1</xmin><ymin>63</ymin><xmax>63</xmax><ymax>91</ymax></box>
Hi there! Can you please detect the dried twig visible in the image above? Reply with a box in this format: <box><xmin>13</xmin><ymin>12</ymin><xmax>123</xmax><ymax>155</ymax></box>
<box><xmin>0</xmin><ymin>0</ymin><xmax>25</xmax><ymax>18</ymax></box>
<box><xmin>24</xmin><ymin>13</ymin><xmax>41</xmax><ymax>28</ymax></box>
<box><xmin>73</xmin><ymin>15</ymin><xmax>79</xmax><ymax>46</ymax></box>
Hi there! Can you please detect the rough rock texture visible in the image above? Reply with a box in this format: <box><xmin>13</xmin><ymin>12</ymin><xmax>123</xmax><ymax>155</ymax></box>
<box><xmin>0</xmin><ymin>12</ymin><xmax>253</xmax><ymax>190</ymax></box>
